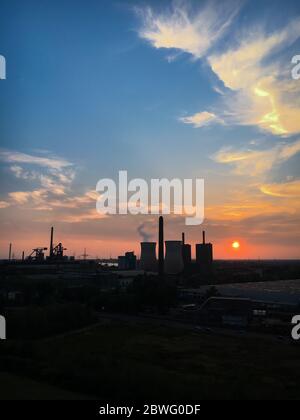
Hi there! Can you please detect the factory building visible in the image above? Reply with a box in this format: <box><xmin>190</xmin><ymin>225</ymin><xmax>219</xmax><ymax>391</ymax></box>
<box><xmin>118</xmin><ymin>251</ymin><xmax>137</xmax><ymax>270</ymax></box>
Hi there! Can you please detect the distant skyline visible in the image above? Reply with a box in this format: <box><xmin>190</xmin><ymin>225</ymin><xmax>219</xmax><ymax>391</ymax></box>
<box><xmin>0</xmin><ymin>0</ymin><xmax>300</xmax><ymax>259</ymax></box>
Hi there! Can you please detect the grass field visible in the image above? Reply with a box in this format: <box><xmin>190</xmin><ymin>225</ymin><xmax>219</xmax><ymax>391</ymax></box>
<box><xmin>0</xmin><ymin>372</ymin><xmax>90</xmax><ymax>400</ymax></box>
<box><xmin>1</xmin><ymin>321</ymin><xmax>300</xmax><ymax>400</ymax></box>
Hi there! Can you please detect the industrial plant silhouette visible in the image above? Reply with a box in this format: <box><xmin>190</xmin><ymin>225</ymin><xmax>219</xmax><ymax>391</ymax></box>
<box><xmin>5</xmin><ymin>216</ymin><xmax>214</xmax><ymax>276</ymax></box>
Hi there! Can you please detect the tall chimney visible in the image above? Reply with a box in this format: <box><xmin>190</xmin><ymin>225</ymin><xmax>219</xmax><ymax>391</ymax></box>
<box><xmin>158</xmin><ymin>216</ymin><xmax>164</xmax><ymax>277</ymax></box>
<box><xmin>203</xmin><ymin>230</ymin><xmax>206</xmax><ymax>244</ymax></box>
<box><xmin>50</xmin><ymin>227</ymin><xmax>54</xmax><ymax>258</ymax></box>
<box><xmin>8</xmin><ymin>243</ymin><xmax>12</xmax><ymax>261</ymax></box>
<box><xmin>22</xmin><ymin>251</ymin><xmax>25</xmax><ymax>261</ymax></box>
<box><xmin>182</xmin><ymin>232</ymin><xmax>185</xmax><ymax>245</ymax></box>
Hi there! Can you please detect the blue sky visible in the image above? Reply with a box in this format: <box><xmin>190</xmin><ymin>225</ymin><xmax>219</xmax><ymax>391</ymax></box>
<box><xmin>0</xmin><ymin>0</ymin><xmax>300</xmax><ymax>258</ymax></box>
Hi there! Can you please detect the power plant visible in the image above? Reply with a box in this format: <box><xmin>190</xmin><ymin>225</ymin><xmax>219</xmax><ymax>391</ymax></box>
<box><xmin>182</xmin><ymin>232</ymin><xmax>192</xmax><ymax>268</ymax></box>
<box><xmin>196</xmin><ymin>231</ymin><xmax>213</xmax><ymax>271</ymax></box>
<box><xmin>165</xmin><ymin>240</ymin><xmax>184</xmax><ymax>274</ymax></box>
<box><xmin>140</xmin><ymin>242</ymin><xmax>157</xmax><ymax>271</ymax></box>
<box><xmin>5</xmin><ymin>218</ymin><xmax>214</xmax><ymax>275</ymax></box>
<box><xmin>136</xmin><ymin>218</ymin><xmax>213</xmax><ymax>275</ymax></box>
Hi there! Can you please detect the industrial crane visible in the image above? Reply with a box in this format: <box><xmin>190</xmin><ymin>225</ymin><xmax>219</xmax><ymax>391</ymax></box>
<box><xmin>26</xmin><ymin>247</ymin><xmax>48</xmax><ymax>262</ymax></box>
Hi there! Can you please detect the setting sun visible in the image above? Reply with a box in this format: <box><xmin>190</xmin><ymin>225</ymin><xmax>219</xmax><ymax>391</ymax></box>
<box><xmin>232</xmin><ymin>241</ymin><xmax>240</xmax><ymax>249</ymax></box>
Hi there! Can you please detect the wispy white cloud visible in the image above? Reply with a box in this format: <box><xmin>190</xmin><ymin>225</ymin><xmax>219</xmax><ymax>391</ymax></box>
<box><xmin>137</xmin><ymin>3</ymin><xmax>300</xmax><ymax>136</ymax></box>
<box><xmin>58</xmin><ymin>209</ymin><xmax>107</xmax><ymax>223</ymax></box>
<box><xmin>48</xmin><ymin>190</ymin><xmax>99</xmax><ymax>210</ymax></box>
<box><xmin>0</xmin><ymin>201</ymin><xmax>10</xmax><ymax>209</ymax></box>
<box><xmin>137</xmin><ymin>1</ymin><xmax>240</xmax><ymax>59</ymax></box>
<box><xmin>260</xmin><ymin>179</ymin><xmax>300</xmax><ymax>197</ymax></box>
<box><xmin>180</xmin><ymin>111</ymin><xmax>222</xmax><ymax>127</ymax></box>
<box><xmin>212</xmin><ymin>139</ymin><xmax>300</xmax><ymax>176</ymax></box>
<box><xmin>1</xmin><ymin>149</ymin><xmax>75</xmax><ymax>197</ymax></box>
<box><xmin>207</xmin><ymin>19</ymin><xmax>300</xmax><ymax>135</ymax></box>
<box><xmin>0</xmin><ymin>150</ymin><xmax>72</xmax><ymax>170</ymax></box>
<box><xmin>8</xmin><ymin>189</ymin><xmax>48</xmax><ymax>205</ymax></box>
<box><xmin>0</xmin><ymin>149</ymin><xmax>105</xmax><ymax>224</ymax></box>
<box><xmin>180</xmin><ymin>21</ymin><xmax>300</xmax><ymax>135</ymax></box>
<box><xmin>10</xmin><ymin>165</ymin><xmax>32</xmax><ymax>179</ymax></box>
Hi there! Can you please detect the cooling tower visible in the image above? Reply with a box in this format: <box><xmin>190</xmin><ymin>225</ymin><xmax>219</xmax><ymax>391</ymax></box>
<box><xmin>140</xmin><ymin>242</ymin><xmax>157</xmax><ymax>271</ymax></box>
<box><xmin>182</xmin><ymin>244</ymin><xmax>192</xmax><ymax>267</ymax></box>
<box><xmin>196</xmin><ymin>231</ymin><xmax>213</xmax><ymax>271</ymax></box>
<box><xmin>165</xmin><ymin>241</ymin><xmax>184</xmax><ymax>274</ymax></box>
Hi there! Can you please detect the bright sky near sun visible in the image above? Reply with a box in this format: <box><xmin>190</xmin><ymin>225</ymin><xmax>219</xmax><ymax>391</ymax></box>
<box><xmin>0</xmin><ymin>0</ymin><xmax>300</xmax><ymax>259</ymax></box>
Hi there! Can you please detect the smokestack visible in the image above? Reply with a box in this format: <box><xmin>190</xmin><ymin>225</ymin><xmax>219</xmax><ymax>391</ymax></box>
<box><xmin>182</xmin><ymin>232</ymin><xmax>191</xmax><ymax>268</ymax></box>
<box><xmin>165</xmin><ymin>241</ymin><xmax>184</xmax><ymax>274</ymax></box>
<box><xmin>158</xmin><ymin>216</ymin><xmax>164</xmax><ymax>277</ymax></box>
<box><xmin>50</xmin><ymin>227</ymin><xmax>54</xmax><ymax>257</ymax></box>
<box><xmin>140</xmin><ymin>242</ymin><xmax>157</xmax><ymax>272</ymax></box>
<box><xmin>203</xmin><ymin>230</ymin><xmax>206</xmax><ymax>244</ymax></box>
<box><xmin>22</xmin><ymin>251</ymin><xmax>25</xmax><ymax>261</ymax></box>
<box><xmin>8</xmin><ymin>243</ymin><xmax>12</xmax><ymax>261</ymax></box>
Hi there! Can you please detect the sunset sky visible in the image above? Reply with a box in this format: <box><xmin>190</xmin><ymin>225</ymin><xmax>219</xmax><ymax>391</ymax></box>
<box><xmin>0</xmin><ymin>0</ymin><xmax>300</xmax><ymax>259</ymax></box>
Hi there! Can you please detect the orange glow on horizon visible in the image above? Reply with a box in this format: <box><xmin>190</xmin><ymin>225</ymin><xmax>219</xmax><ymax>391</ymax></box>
<box><xmin>1</xmin><ymin>234</ymin><xmax>299</xmax><ymax>261</ymax></box>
